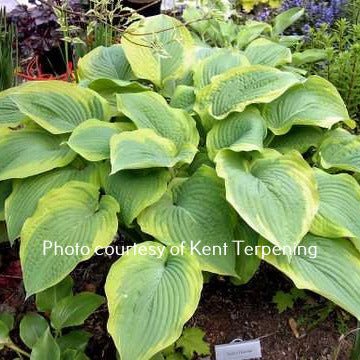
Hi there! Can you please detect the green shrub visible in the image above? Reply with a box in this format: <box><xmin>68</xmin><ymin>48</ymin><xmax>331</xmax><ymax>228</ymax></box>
<box><xmin>0</xmin><ymin>12</ymin><xmax>360</xmax><ymax>360</ymax></box>
<box><xmin>297</xmin><ymin>19</ymin><xmax>360</xmax><ymax>121</ymax></box>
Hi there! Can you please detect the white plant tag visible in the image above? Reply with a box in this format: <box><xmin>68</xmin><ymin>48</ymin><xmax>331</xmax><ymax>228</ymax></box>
<box><xmin>215</xmin><ymin>339</ymin><xmax>262</xmax><ymax>360</ymax></box>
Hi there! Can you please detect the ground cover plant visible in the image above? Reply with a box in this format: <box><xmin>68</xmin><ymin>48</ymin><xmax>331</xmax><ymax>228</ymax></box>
<box><xmin>0</xmin><ymin>275</ymin><xmax>103</xmax><ymax>359</ymax></box>
<box><xmin>1</xmin><ymin>8</ymin><xmax>360</xmax><ymax>360</ymax></box>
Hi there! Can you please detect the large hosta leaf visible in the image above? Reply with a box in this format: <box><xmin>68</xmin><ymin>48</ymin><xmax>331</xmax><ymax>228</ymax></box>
<box><xmin>236</xmin><ymin>21</ymin><xmax>271</xmax><ymax>48</ymax></box>
<box><xmin>193</xmin><ymin>49</ymin><xmax>250</xmax><ymax>89</ymax></box>
<box><xmin>138</xmin><ymin>166</ymin><xmax>237</xmax><ymax>275</ymax></box>
<box><xmin>0</xmin><ymin>128</ymin><xmax>76</xmax><ymax>181</ymax></box>
<box><xmin>262</xmin><ymin>76</ymin><xmax>351</xmax><ymax>135</ymax></box>
<box><xmin>104</xmin><ymin>168</ymin><xmax>170</xmax><ymax>226</ymax></box>
<box><xmin>292</xmin><ymin>49</ymin><xmax>328</xmax><ymax>66</ymax></box>
<box><xmin>244</xmin><ymin>38</ymin><xmax>292</xmax><ymax>67</ymax></box>
<box><xmin>106</xmin><ymin>242</ymin><xmax>202</xmax><ymax>360</ymax></box>
<box><xmin>269</xmin><ymin>126</ymin><xmax>324</xmax><ymax>154</ymax></box>
<box><xmin>0</xmin><ymin>81</ymin><xmax>111</xmax><ymax>134</ymax></box>
<box><xmin>216</xmin><ymin>150</ymin><xmax>318</xmax><ymax>250</ymax></box>
<box><xmin>117</xmin><ymin>91</ymin><xmax>199</xmax><ymax>149</ymax></box>
<box><xmin>68</xmin><ymin>120</ymin><xmax>134</xmax><ymax>162</ymax></box>
<box><xmin>206</xmin><ymin>107</ymin><xmax>267</xmax><ymax>160</ymax></box>
<box><xmin>110</xmin><ymin>129</ymin><xmax>197</xmax><ymax>173</ymax></box>
<box><xmin>0</xmin><ymin>87</ymin><xmax>27</xmax><ymax>127</ymax></box>
<box><xmin>122</xmin><ymin>15</ymin><xmax>193</xmax><ymax>87</ymax></box>
<box><xmin>78</xmin><ymin>45</ymin><xmax>135</xmax><ymax>81</ymax></box>
<box><xmin>170</xmin><ymin>85</ymin><xmax>195</xmax><ymax>113</ymax></box>
<box><xmin>86</xmin><ymin>78</ymin><xmax>148</xmax><ymax>114</ymax></box>
<box><xmin>195</xmin><ymin>65</ymin><xmax>299</xmax><ymax>119</ymax></box>
<box><xmin>272</xmin><ymin>7</ymin><xmax>305</xmax><ymax>35</ymax></box>
<box><xmin>20</xmin><ymin>181</ymin><xmax>119</xmax><ymax>295</ymax></box>
<box><xmin>5</xmin><ymin>164</ymin><xmax>100</xmax><ymax>242</ymax></box>
<box><xmin>311</xmin><ymin>169</ymin><xmax>360</xmax><ymax>250</ymax></box>
<box><xmin>317</xmin><ymin>129</ymin><xmax>360</xmax><ymax>172</ymax></box>
<box><xmin>260</xmin><ymin>234</ymin><xmax>360</xmax><ymax>320</ymax></box>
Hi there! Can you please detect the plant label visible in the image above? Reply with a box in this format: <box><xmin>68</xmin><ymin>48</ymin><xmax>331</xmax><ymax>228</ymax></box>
<box><xmin>215</xmin><ymin>339</ymin><xmax>262</xmax><ymax>360</ymax></box>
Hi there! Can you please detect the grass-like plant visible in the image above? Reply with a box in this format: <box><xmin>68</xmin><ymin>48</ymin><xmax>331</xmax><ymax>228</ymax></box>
<box><xmin>0</xmin><ymin>7</ymin><xmax>16</xmax><ymax>91</ymax></box>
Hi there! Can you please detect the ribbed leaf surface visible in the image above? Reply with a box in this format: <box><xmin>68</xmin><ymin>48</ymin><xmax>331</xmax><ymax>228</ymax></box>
<box><xmin>0</xmin><ymin>128</ymin><xmax>76</xmax><ymax>181</ymax></box>
<box><xmin>206</xmin><ymin>107</ymin><xmax>266</xmax><ymax>160</ymax></box>
<box><xmin>78</xmin><ymin>45</ymin><xmax>135</xmax><ymax>81</ymax></box>
<box><xmin>104</xmin><ymin>168</ymin><xmax>170</xmax><ymax>226</ymax></box>
<box><xmin>263</xmin><ymin>76</ymin><xmax>351</xmax><ymax>135</ymax></box>
<box><xmin>5</xmin><ymin>164</ymin><xmax>100</xmax><ymax>242</ymax></box>
<box><xmin>110</xmin><ymin>129</ymin><xmax>197</xmax><ymax>172</ymax></box>
<box><xmin>261</xmin><ymin>234</ymin><xmax>360</xmax><ymax>320</ymax></box>
<box><xmin>245</xmin><ymin>38</ymin><xmax>292</xmax><ymax>67</ymax></box>
<box><xmin>20</xmin><ymin>181</ymin><xmax>119</xmax><ymax>295</ymax></box>
<box><xmin>195</xmin><ymin>65</ymin><xmax>299</xmax><ymax>119</ymax></box>
<box><xmin>0</xmin><ymin>81</ymin><xmax>111</xmax><ymax>134</ymax></box>
<box><xmin>311</xmin><ymin>169</ymin><xmax>360</xmax><ymax>250</ymax></box>
<box><xmin>117</xmin><ymin>91</ymin><xmax>199</xmax><ymax>149</ymax></box>
<box><xmin>106</xmin><ymin>241</ymin><xmax>202</xmax><ymax>360</ymax></box>
<box><xmin>68</xmin><ymin>119</ymin><xmax>134</xmax><ymax>161</ymax></box>
<box><xmin>193</xmin><ymin>49</ymin><xmax>250</xmax><ymax>88</ymax></box>
<box><xmin>216</xmin><ymin>150</ymin><xmax>318</xmax><ymax>251</ymax></box>
<box><xmin>138</xmin><ymin>166</ymin><xmax>237</xmax><ymax>275</ymax></box>
<box><xmin>270</xmin><ymin>126</ymin><xmax>323</xmax><ymax>154</ymax></box>
<box><xmin>318</xmin><ymin>129</ymin><xmax>360</xmax><ymax>172</ymax></box>
<box><xmin>122</xmin><ymin>15</ymin><xmax>193</xmax><ymax>87</ymax></box>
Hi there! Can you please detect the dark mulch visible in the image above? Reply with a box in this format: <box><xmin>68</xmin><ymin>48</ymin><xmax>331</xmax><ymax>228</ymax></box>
<box><xmin>0</xmin><ymin>236</ymin><xmax>356</xmax><ymax>360</ymax></box>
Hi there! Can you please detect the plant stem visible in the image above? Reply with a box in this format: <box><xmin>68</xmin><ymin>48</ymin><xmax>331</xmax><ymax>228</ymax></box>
<box><xmin>7</xmin><ymin>343</ymin><xmax>30</xmax><ymax>358</ymax></box>
<box><xmin>351</xmin><ymin>322</ymin><xmax>360</xmax><ymax>360</ymax></box>
<box><xmin>264</xmin><ymin>132</ymin><xmax>275</xmax><ymax>147</ymax></box>
<box><xmin>64</xmin><ymin>11</ymin><xmax>70</xmax><ymax>82</ymax></box>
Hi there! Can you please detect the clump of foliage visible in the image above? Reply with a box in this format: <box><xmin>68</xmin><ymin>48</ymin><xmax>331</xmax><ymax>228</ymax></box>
<box><xmin>0</xmin><ymin>276</ymin><xmax>103</xmax><ymax>359</ymax></box>
<box><xmin>345</xmin><ymin>0</ymin><xmax>360</xmax><ymax>23</ymax></box>
<box><xmin>273</xmin><ymin>288</ymin><xmax>307</xmax><ymax>313</ymax></box>
<box><xmin>155</xmin><ymin>327</ymin><xmax>210</xmax><ymax>359</ymax></box>
<box><xmin>297</xmin><ymin>19</ymin><xmax>360</xmax><ymax>121</ymax></box>
<box><xmin>183</xmin><ymin>2</ymin><xmax>305</xmax><ymax>48</ymax></box>
<box><xmin>1</xmin><ymin>10</ymin><xmax>360</xmax><ymax>360</ymax></box>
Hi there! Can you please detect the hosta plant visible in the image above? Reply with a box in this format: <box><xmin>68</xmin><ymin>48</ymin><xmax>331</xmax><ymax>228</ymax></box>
<box><xmin>1</xmin><ymin>12</ymin><xmax>360</xmax><ymax>360</ymax></box>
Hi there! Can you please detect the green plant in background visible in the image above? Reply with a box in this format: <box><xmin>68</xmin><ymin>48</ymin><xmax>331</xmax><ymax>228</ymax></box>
<box><xmin>346</xmin><ymin>0</ymin><xmax>360</xmax><ymax>24</ymax></box>
<box><xmin>71</xmin><ymin>0</ymin><xmax>142</xmax><ymax>60</ymax></box>
<box><xmin>0</xmin><ymin>276</ymin><xmax>103</xmax><ymax>359</ymax></box>
<box><xmin>54</xmin><ymin>1</ymin><xmax>85</xmax><ymax>82</ymax></box>
<box><xmin>153</xmin><ymin>327</ymin><xmax>210</xmax><ymax>360</ymax></box>
<box><xmin>297</xmin><ymin>19</ymin><xmax>360</xmax><ymax>122</ymax></box>
<box><xmin>182</xmin><ymin>3</ymin><xmax>305</xmax><ymax>49</ymax></box>
<box><xmin>1</xmin><ymin>10</ymin><xmax>360</xmax><ymax>360</ymax></box>
<box><xmin>272</xmin><ymin>288</ymin><xmax>307</xmax><ymax>313</ymax></box>
<box><xmin>0</xmin><ymin>7</ymin><xmax>17</xmax><ymax>91</ymax></box>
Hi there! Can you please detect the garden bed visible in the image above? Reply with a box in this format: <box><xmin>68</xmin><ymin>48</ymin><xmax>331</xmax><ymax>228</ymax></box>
<box><xmin>0</xmin><ymin>238</ymin><xmax>356</xmax><ymax>359</ymax></box>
